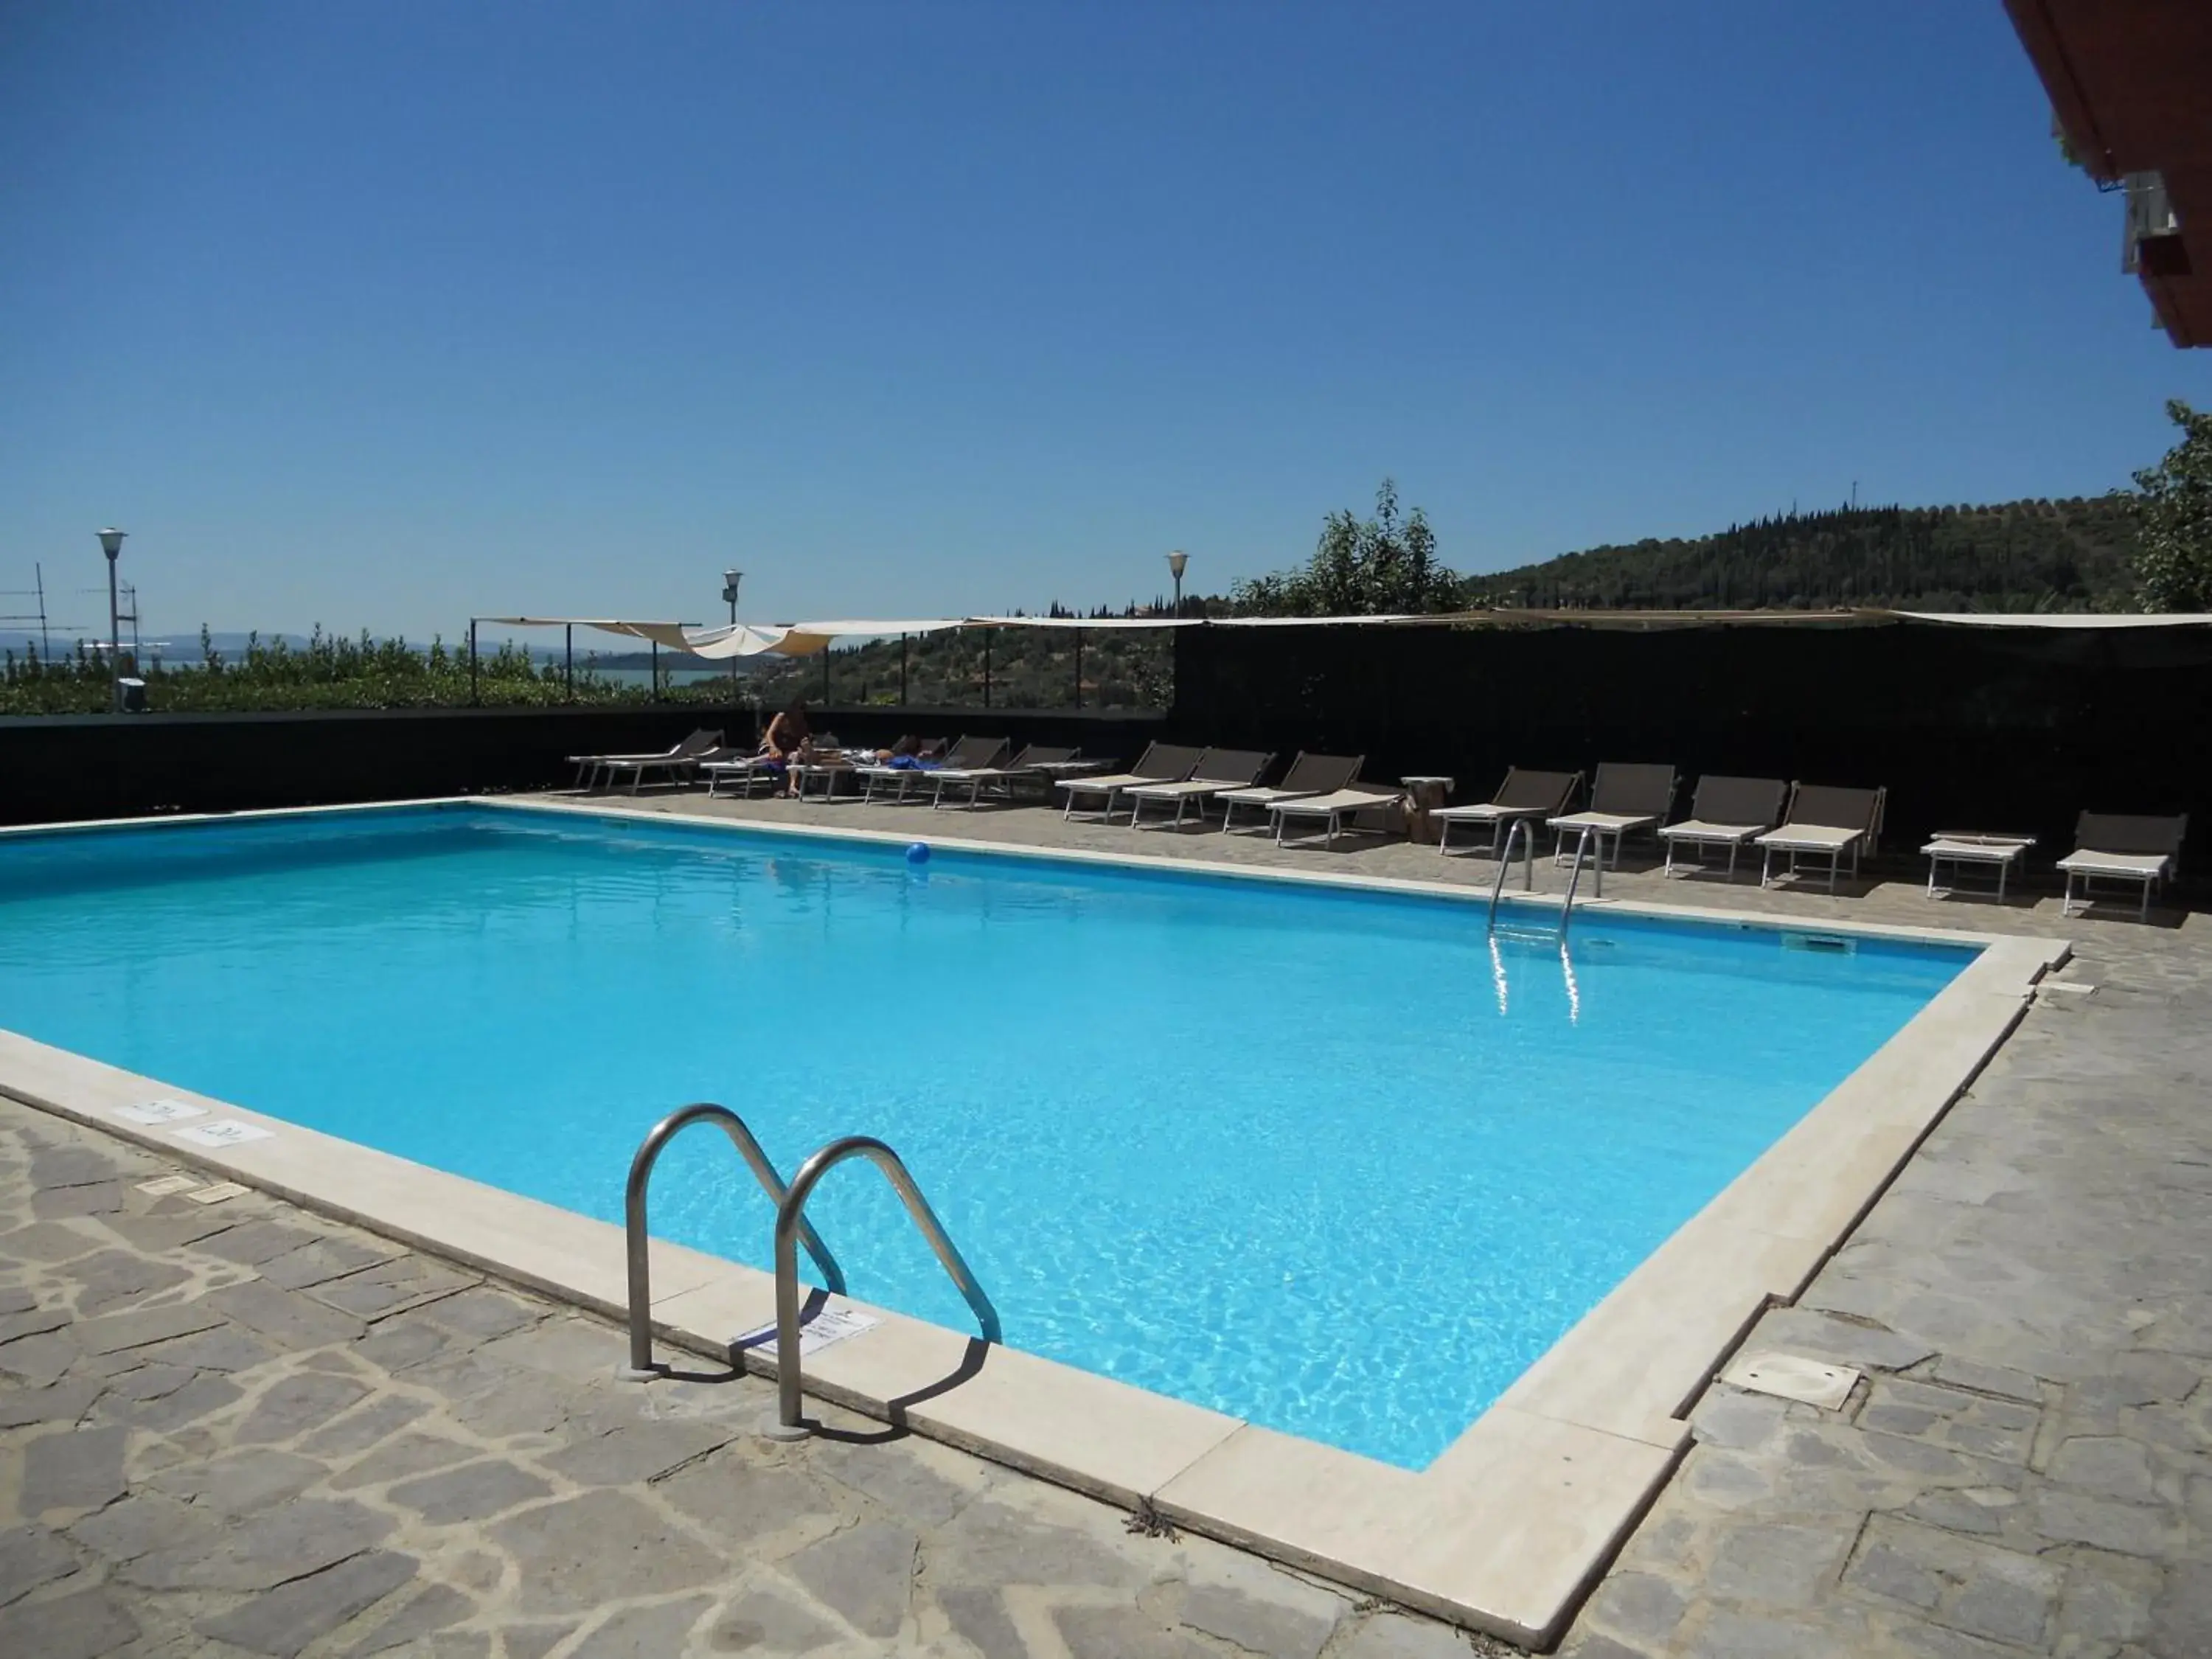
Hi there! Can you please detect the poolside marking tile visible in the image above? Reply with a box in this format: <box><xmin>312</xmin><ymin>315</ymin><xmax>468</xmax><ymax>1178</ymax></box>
<box><xmin>135</xmin><ymin>1174</ymin><xmax>203</xmax><ymax>1197</ymax></box>
<box><xmin>114</xmin><ymin>1098</ymin><xmax>206</xmax><ymax>1126</ymax></box>
<box><xmin>173</xmin><ymin>1120</ymin><xmax>276</xmax><ymax>1149</ymax></box>
<box><xmin>1720</xmin><ymin>1350</ymin><xmax>1860</xmax><ymax>1409</ymax></box>
<box><xmin>184</xmin><ymin>1180</ymin><xmax>253</xmax><ymax>1205</ymax></box>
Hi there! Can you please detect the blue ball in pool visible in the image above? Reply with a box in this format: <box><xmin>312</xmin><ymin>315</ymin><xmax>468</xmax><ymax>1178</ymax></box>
<box><xmin>905</xmin><ymin>842</ymin><xmax>931</xmax><ymax>866</ymax></box>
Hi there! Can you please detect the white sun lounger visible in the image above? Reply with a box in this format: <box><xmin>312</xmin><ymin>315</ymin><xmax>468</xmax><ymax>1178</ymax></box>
<box><xmin>1124</xmin><ymin>749</ymin><xmax>1275</xmax><ymax>830</ymax></box>
<box><xmin>930</xmin><ymin>741</ymin><xmax>1062</xmax><ymax>810</ymax></box>
<box><xmin>1658</xmin><ymin>776</ymin><xmax>1790</xmax><ymax>880</ymax></box>
<box><xmin>1545</xmin><ymin>762</ymin><xmax>1679</xmax><ymax>869</ymax></box>
<box><xmin>1756</xmin><ymin>784</ymin><xmax>1887</xmax><ymax>892</ymax></box>
<box><xmin>1217</xmin><ymin>754</ymin><xmax>1366</xmax><ymax>834</ymax></box>
<box><xmin>700</xmin><ymin>755</ymin><xmax>785</xmax><ymax>799</ymax></box>
<box><xmin>2056</xmin><ymin>812</ymin><xmax>2188</xmax><ymax>920</ymax></box>
<box><xmin>1921</xmin><ymin>832</ymin><xmax>2036</xmax><ymax>900</ymax></box>
<box><xmin>1057</xmin><ymin>743</ymin><xmax>1204</xmax><ymax>821</ymax></box>
<box><xmin>570</xmin><ymin>728</ymin><xmax>725</xmax><ymax>793</ymax></box>
<box><xmin>851</xmin><ymin>738</ymin><xmax>971</xmax><ymax>804</ymax></box>
<box><xmin>1267</xmin><ymin>786</ymin><xmax>1405</xmax><ymax>849</ymax></box>
<box><xmin>1433</xmin><ymin>768</ymin><xmax>1584</xmax><ymax>857</ymax></box>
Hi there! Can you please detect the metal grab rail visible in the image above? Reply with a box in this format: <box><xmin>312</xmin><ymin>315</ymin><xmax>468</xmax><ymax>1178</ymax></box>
<box><xmin>620</xmin><ymin>1103</ymin><xmax>845</xmax><ymax>1380</ymax></box>
<box><xmin>1486</xmin><ymin>817</ymin><xmax>1536</xmax><ymax>933</ymax></box>
<box><xmin>1558</xmin><ymin>824</ymin><xmax>1599</xmax><ymax>926</ymax></box>
<box><xmin>768</xmin><ymin>1135</ymin><xmax>1000</xmax><ymax>1435</ymax></box>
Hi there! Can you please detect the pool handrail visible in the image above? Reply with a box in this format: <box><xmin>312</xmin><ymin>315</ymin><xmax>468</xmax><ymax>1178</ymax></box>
<box><xmin>768</xmin><ymin>1134</ymin><xmax>1001</xmax><ymax>1434</ymax></box>
<box><xmin>619</xmin><ymin>1102</ymin><xmax>846</xmax><ymax>1380</ymax></box>
<box><xmin>1559</xmin><ymin>823</ymin><xmax>1600</xmax><ymax>921</ymax></box>
<box><xmin>1486</xmin><ymin>816</ymin><xmax>1537</xmax><ymax>931</ymax></box>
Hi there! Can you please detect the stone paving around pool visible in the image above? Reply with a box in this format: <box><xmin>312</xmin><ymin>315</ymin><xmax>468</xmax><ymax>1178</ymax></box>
<box><xmin>1557</xmin><ymin>925</ymin><xmax>2212</xmax><ymax>1659</ymax></box>
<box><xmin>0</xmin><ymin>1099</ymin><xmax>1492</xmax><ymax>1658</ymax></box>
<box><xmin>7</xmin><ymin>790</ymin><xmax>2211</xmax><ymax>1658</ymax></box>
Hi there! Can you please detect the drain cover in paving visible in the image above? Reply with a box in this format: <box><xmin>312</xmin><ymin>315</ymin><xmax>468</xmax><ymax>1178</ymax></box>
<box><xmin>1719</xmin><ymin>1350</ymin><xmax>1860</xmax><ymax>1409</ymax></box>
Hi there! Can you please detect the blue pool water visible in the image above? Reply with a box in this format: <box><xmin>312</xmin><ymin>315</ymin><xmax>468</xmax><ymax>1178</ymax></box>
<box><xmin>0</xmin><ymin>805</ymin><xmax>1974</xmax><ymax>1467</ymax></box>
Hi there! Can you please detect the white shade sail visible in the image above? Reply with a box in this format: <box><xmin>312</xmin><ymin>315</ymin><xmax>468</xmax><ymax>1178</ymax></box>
<box><xmin>479</xmin><ymin>608</ymin><xmax>2212</xmax><ymax>661</ymax></box>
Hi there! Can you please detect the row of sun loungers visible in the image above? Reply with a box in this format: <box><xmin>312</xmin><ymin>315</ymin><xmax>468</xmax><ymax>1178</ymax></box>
<box><xmin>1437</xmin><ymin>762</ymin><xmax>2185</xmax><ymax>914</ymax></box>
<box><xmin>563</xmin><ymin>731</ymin><xmax>2187</xmax><ymax>917</ymax></box>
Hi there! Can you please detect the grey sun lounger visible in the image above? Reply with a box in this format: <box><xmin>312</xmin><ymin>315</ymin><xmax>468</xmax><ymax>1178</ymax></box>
<box><xmin>1756</xmin><ymin>783</ymin><xmax>1888</xmax><ymax>892</ymax></box>
<box><xmin>2057</xmin><ymin>812</ymin><xmax>2188</xmax><ymax>920</ymax></box>
<box><xmin>1057</xmin><ymin>743</ymin><xmax>1203</xmax><ymax>821</ymax></box>
<box><xmin>1658</xmin><ymin>776</ymin><xmax>1790</xmax><ymax>880</ymax></box>
<box><xmin>1433</xmin><ymin>768</ymin><xmax>1585</xmax><ymax>858</ymax></box>
<box><xmin>1217</xmin><ymin>754</ymin><xmax>1366</xmax><ymax>834</ymax></box>
<box><xmin>930</xmin><ymin>740</ymin><xmax>1062</xmax><ymax>810</ymax></box>
<box><xmin>1267</xmin><ymin>785</ymin><xmax>1405</xmax><ymax>849</ymax></box>
<box><xmin>855</xmin><ymin>737</ymin><xmax>986</xmax><ymax>804</ymax></box>
<box><xmin>1124</xmin><ymin>748</ymin><xmax>1275</xmax><ymax>830</ymax></box>
<box><xmin>1545</xmin><ymin>762</ymin><xmax>1679</xmax><ymax>869</ymax></box>
<box><xmin>571</xmin><ymin>728</ymin><xmax>725</xmax><ymax>793</ymax></box>
<box><xmin>701</xmin><ymin>754</ymin><xmax>784</xmax><ymax>799</ymax></box>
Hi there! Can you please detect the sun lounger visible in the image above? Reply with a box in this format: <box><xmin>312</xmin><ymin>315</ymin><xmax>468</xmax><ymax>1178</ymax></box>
<box><xmin>1433</xmin><ymin>768</ymin><xmax>1584</xmax><ymax>858</ymax></box>
<box><xmin>1658</xmin><ymin>776</ymin><xmax>1790</xmax><ymax>879</ymax></box>
<box><xmin>856</xmin><ymin>737</ymin><xmax>988</xmax><ymax>804</ymax></box>
<box><xmin>1217</xmin><ymin>754</ymin><xmax>1366</xmax><ymax>834</ymax></box>
<box><xmin>929</xmin><ymin>740</ymin><xmax>1057</xmax><ymax>810</ymax></box>
<box><xmin>2057</xmin><ymin>812</ymin><xmax>2188</xmax><ymax>920</ymax></box>
<box><xmin>1267</xmin><ymin>786</ymin><xmax>1405</xmax><ymax>849</ymax></box>
<box><xmin>790</xmin><ymin>751</ymin><xmax>863</xmax><ymax>801</ymax></box>
<box><xmin>1545</xmin><ymin>762</ymin><xmax>1678</xmax><ymax>869</ymax></box>
<box><xmin>1757</xmin><ymin>784</ymin><xmax>1887</xmax><ymax>892</ymax></box>
<box><xmin>1921</xmin><ymin>832</ymin><xmax>2036</xmax><ymax>901</ymax></box>
<box><xmin>1123</xmin><ymin>749</ymin><xmax>1276</xmax><ymax>830</ymax></box>
<box><xmin>700</xmin><ymin>755</ymin><xmax>785</xmax><ymax>799</ymax></box>
<box><xmin>1057</xmin><ymin>743</ymin><xmax>1204</xmax><ymax>821</ymax></box>
<box><xmin>571</xmin><ymin>728</ymin><xmax>725</xmax><ymax>794</ymax></box>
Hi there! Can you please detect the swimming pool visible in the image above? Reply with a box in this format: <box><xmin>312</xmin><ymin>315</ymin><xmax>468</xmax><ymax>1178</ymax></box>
<box><xmin>0</xmin><ymin>803</ymin><xmax>1975</xmax><ymax>1468</ymax></box>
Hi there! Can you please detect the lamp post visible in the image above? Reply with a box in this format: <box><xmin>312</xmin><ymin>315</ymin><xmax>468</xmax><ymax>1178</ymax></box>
<box><xmin>1166</xmin><ymin>549</ymin><xmax>1189</xmax><ymax>617</ymax></box>
<box><xmin>97</xmin><ymin>529</ymin><xmax>128</xmax><ymax>709</ymax></box>
<box><xmin>722</xmin><ymin>569</ymin><xmax>743</xmax><ymax>714</ymax></box>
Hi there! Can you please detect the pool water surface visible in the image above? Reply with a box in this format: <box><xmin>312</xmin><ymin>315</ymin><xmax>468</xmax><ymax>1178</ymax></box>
<box><xmin>0</xmin><ymin>805</ymin><xmax>1975</xmax><ymax>1467</ymax></box>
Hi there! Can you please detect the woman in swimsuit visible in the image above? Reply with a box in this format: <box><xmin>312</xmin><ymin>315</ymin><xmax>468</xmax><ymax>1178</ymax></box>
<box><xmin>759</xmin><ymin>699</ymin><xmax>810</xmax><ymax>794</ymax></box>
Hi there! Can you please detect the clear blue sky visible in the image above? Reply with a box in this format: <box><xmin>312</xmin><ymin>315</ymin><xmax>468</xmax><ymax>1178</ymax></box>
<box><xmin>3</xmin><ymin>1</ymin><xmax>2206</xmax><ymax>641</ymax></box>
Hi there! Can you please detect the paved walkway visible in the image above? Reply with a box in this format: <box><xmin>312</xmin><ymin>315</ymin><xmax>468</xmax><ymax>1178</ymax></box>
<box><xmin>0</xmin><ymin>1100</ymin><xmax>1488</xmax><ymax>1658</ymax></box>
<box><xmin>5</xmin><ymin>792</ymin><xmax>2208</xmax><ymax>1657</ymax></box>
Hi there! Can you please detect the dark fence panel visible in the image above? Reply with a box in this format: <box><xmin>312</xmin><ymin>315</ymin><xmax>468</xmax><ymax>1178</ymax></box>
<box><xmin>0</xmin><ymin>704</ymin><xmax>1166</xmax><ymax>827</ymax></box>
<box><xmin>1169</xmin><ymin>622</ymin><xmax>2211</xmax><ymax>858</ymax></box>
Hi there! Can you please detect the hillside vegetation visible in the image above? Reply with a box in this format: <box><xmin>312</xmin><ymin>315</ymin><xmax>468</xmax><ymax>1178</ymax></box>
<box><xmin>1466</xmin><ymin>497</ymin><xmax>2138</xmax><ymax>613</ymax></box>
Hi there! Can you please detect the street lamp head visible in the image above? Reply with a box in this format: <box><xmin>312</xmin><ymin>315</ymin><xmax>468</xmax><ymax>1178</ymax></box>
<box><xmin>1166</xmin><ymin>549</ymin><xmax>1189</xmax><ymax>580</ymax></box>
<box><xmin>722</xmin><ymin>569</ymin><xmax>744</xmax><ymax>605</ymax></box>
<box><xmin>97</xmin><ymin>528</ymin><xmax>128</xmax><ymax>560</ymax></box>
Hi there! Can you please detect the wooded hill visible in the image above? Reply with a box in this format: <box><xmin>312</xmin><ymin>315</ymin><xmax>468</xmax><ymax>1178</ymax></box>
<box><xmin>1465</xmin><ymin>497</ymin><xmax>2138</xmax><ymax>613</ymax></box>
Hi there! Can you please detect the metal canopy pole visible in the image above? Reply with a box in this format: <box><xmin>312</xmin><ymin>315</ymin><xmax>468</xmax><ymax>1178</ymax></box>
<box><xmin>468</xmin><ymin>619</ymin><xmax>479</xmax><ymax>706</ymax></box>
<box><xmin>983</xmin><ymin>631</ymin><xmax>992</xmax><ymax>709</ymax></box>
<box><xmin>564</xmin><ymin>625</ymin><xmax>573</xmax><ymax>702</ymax></box>
<box><xmin>1074</xmin><ymin>627</ymin><xmax>1083</xmax><ymax>710</ymax></box>
<box><xmin>900</xmin><ymin>634</ymin><xmax>908</xmax><ymax>706</ymax></box>
<box><xmin>821</xmin><ymin>646</ymin><xmax>831</xmax><ymax>703</ymax></box>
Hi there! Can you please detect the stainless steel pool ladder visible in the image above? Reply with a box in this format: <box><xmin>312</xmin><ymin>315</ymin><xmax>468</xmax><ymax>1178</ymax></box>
<box><xmin>1485</xmin><ymin>818</ymin><xmax>1537</xmax><ymax>931</ymax></box>
<box><xmin>764</xmin><ymin>1135</ymin><xmax>1001</xmax><ymax>1439</ymax></box>
<box><xmin>1486</xmin><ymin>819</ymin><xmax>1599</xmax><ymax>940</ymax></box>
<box><xmin>618</xmin><ymin>1103</ymin><xmax>847</xmax><ymax>1380</ymax></box>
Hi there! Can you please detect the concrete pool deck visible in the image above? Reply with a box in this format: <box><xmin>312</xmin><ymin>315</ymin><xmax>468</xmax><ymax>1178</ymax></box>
<box><xmin>3</xmin><ymin>790</ymin><xmax>2208</xmax><ymax>1655</ymax></box>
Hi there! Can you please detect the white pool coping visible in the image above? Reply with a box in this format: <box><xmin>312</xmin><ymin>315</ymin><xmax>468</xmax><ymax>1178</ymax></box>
<box><xmin>0</xmin><ymin>796</ymin><xmax>2067</xmax><ymax>1646</ymax></box>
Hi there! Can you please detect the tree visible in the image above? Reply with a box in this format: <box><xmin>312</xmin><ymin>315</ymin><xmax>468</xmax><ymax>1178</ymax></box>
<box><xmin>1233</xmin><ymin>479</ymin><xmax>1459</xmax><ymax>615</ymax></box>
<box><xmin>2132</xmin><ymin>400</ymin><xmax>2212</xmax><ymax>611</ymax></box>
